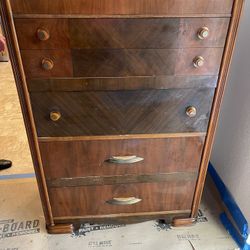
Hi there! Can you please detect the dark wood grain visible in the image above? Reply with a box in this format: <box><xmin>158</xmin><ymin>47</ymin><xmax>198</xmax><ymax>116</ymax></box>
<box><xmin>30</xmin><ymin>88</ymin><xmax>215</xmax><ymax>136</ymax></box>
<box><xmin>2</xmin><ymin>0</ymin><xmax>244</xmax><ymax>235</ymax></box>
<box><xmin>20</xmin><ymin>49</ymin><xmax>73</xmax><ymax>78</ymax></box>
<box><xmin>10</xmin><ymin>0</ymin><xmax>234</xmax><ymax>15</ymax></box>
<box><xmin>27</xmin><ymin>76</ymin><xmax>218</xmax><ymax>92</ymax></box>
<box><xmin>14</xmin><ymin>18</ymin><xmax>70</xmax><ymax>49</ymax></box>
<box><xmin>48</xmin><ymin>180</ymin><xmax>197</xmax><ymax>217</ymax></box>
<box><xmin>46</xmin><ymin>224</ymin><xmax>73</xmax><ymax>234</ymax></box>
<box><xmin>69</xmin><ymin>18</ymin><xmax>229</xmax><ymax>49</ymax></box>
<box><xmin>72</xmin><ymin>48</ymin><xmax>223</xmax><ymax>77</ymax></box>
<box><xmin>20</xmin><ymin>48</ymin><xmax>223</xmax><ymax>79</ymax></box>
<box><xmin>39</xmin><ymin>136</ymin><xmax>205</xmax><ymax>179</ymax></box>
<box><xmin>14</xmin><ymin>18</ymin><xmax>229</xmax><ymax>50</ymax></box>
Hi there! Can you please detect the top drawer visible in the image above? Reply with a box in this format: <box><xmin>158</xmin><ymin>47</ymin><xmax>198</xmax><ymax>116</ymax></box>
<box><xmin>10</xmin><ymin>0</ymin><xmax>234</xmax><ymax>16</ymax></box>
<box><xmin>14</xmin><ymin>18</ymin><xmax>230</xmax><ymax>50</ymax></box>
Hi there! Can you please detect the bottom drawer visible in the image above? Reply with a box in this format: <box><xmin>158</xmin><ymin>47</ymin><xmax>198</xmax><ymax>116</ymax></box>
<box><xmin>49</xmin><ymin>179</ymin><xmax>197</xmax><ymax>218</ymax></box>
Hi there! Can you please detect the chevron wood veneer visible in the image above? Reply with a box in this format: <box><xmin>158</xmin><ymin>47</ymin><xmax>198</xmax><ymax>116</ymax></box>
<box><xmin>0</xmin><ymin>0</ymin><xmax>244</xmax><ymax>234</ymax></box>
<box><xmin>30</xmin><ymin>89</ymin><xmax>215</xmax><ymax>136</ymax></box>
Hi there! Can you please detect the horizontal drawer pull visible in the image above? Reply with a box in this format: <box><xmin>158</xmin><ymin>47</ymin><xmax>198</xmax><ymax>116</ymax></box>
<box><xmin>106</xmin><ymin>155</ymin><xmax>144</xmax><ymax>164</ymax></box>
<box><xmin>106</xmin><ymin>197</ymin><xmax>142</xmax><ymax>206</ymax></box>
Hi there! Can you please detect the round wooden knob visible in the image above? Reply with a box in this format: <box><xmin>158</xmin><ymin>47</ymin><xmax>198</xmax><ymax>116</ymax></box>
<box><xmin>37</xmin><ymin>28</ymin><xmax>50</xmax><ymax>41</ymax></box>
<box><xmin>41</xmin><ymin>58</ymin><xmax>54</xmax><ymax>71</ymax></box>
<box><xmin>186</xmin><ymin>106</ymin><xmax>197</xmax><ymax>118</ymax></box>
<box><xmin>193</xmin><ymin>56</ymin><xmax>205</xmax><ymax>68</ymax></box>
<box><xmin>50</xmin><ymin>111</ymin><xmax>61</xmax><ymax>122</ymax></box>
<box><xmin>197</xmin><ymin>27</ymin><xmax>209</xmax><ymax>40</ymax></box>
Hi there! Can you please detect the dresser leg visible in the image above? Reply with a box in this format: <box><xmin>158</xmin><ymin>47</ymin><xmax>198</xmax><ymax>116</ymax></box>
<box><xmin>46</xmin><ymin>223</ymin><xmax>74</xmax><ymax>234</ymax></box>
<box><xmin>171</xmin><ymin>217</ymin><xmax>196</xmax><ymax>227</ymax></box>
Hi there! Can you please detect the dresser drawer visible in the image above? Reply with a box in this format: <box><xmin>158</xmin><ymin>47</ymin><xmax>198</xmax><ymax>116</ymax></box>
<box><xmin>10</xmin><ymin>0</ymin><xmax>233</xmax><ymax>15</ymax></box>
<box><xmin>30</xmin><ymin>88</ymin><xmax>215</xmax><ymax>137</ymax></box>
<box><xmin>14</xmin><ymin>18</ymin><xmax>229</xmax><ymax>50</ymax></box>
<box><xmin>48</xmin><ymin>180</ymin><xmax>197</xmax><ymax>218</ymax></box>
<box><xmin>39</xmin><ymin>136</ymin><xmax>205</xmax><ymax>179</ymax></box>
<box><xmin>72</xmin><ymin>48</ymin><xmax>223</xmax><ymax>78</ymax></box>
<box><xmin>21</xmin><ymin>48</ymin><xmax>223</xmax><ymax>78</ymax></box>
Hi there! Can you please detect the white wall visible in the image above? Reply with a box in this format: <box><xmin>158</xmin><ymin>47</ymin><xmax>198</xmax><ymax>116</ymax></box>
<box><xmin>211</xmin><ymin>0</ymin><xmax>250</xmax><ymax>222</ymax></box>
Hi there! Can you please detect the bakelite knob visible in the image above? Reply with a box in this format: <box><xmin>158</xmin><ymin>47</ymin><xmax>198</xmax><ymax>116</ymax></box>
<box><xmin>41</xmin><ymin>58</ymin><xmax>54</xmax><ymax>71</ymax></box>
<box><xmin>37</xmin><ymin>28</ymin><xmax>50</xmax><ymax>41</ymax></box>
<box><xmin>197</xmin><ymin>27</ymin><xmax>209</xmax><ymax>40</ymax></box>
<box><xmin>186</xmin><ymin>106</ymin><xmax>197</xmax><ymax>118</ymax></box>
<box><xmin>193</xmin><ymin>56</ymin><xmax>205</xmax><ymax>68</ymax></box>
<box><xmin>50</xmin><ymin>111</ymin><xmax>61</xmax><ymax>122</ymax></box>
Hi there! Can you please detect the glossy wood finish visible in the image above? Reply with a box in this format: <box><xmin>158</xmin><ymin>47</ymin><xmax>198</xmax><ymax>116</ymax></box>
<box><xmin>1</xmin><ymin>0</ymin><xmax>244</xmax><ymax>233</ymax></box>
<box><xmin>46</xmin><ymin>224</ymin><xmax>73</xmax><ymax>234</ymax></box>
<box><xmin>14</xmin><ymin>18</ymin><xmax>229</xmax><ymax>50</ymax></box>
<box><xmin>48</xmin><ymin>180</ymin><xmax>197</xmax><ymax>217</ymax></box>
<box><xmin>20</xmin><ymin>49</ymin><xmax>73</xmax><ymax>78</ymax></box>
<box><xmin>10</xmin><ymin>0</ymin><xmax>234</xmax><ymax>15</ymax></box>
<box><xmin>72</xmin><ymin>48</ymin><xmax>223</xmax><ymax>77</ymax></box>
<box><xmin>15</xmin><ymin>18</ymin><xmax>229</xmax><ymax>49</ymax></box>
<box><xmin>70</xmin><ymin>18</ymin><xmax>229</xmax><ymax>49</ymax></box>
<box><xmin>39</xmin><ymin>136</ymin><xmax>205</xmax><ymax>179</ymax></box>
<box><xmin>27</xmin><ymin>76</ymin><xmax>218</xmax><ymax>92</ymax></box>
<box><xmin>14</xmin><ymin>18</ymin><xmax>70</xmax><ymax>49</ymax></box>
<box><xmin>30</xmin><ymin>88</ymin><xmax>215</xmax><ymax>136</ymax></box>
<box><xmin>20</xmin><ymin>47</ymin><xmax>223</xmax><ymax>79</ymax></box>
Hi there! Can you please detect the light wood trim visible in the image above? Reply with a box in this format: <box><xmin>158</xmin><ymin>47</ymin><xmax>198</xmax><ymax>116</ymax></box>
<box><xmin>13</xmin><ymin>14</ymin><xmax>232</xmax><ymax>19</ymax></box>
<box><xmin>0</xmin><ymin>0</ymin><xmax>54</xmax><ymax>226</ymax></box>
<box><xmin>54</xmin><ymin>210</ymin><xmax>191</xmax><ymax>221</ymax></box>
<box><xmin>47</xmin><ymin>172</ymin><xmax>198</xmax><ymax>188</ymax></box>
<box><xmin>191</xmin><ymin>0</ymin><xmax>245</xmax><ymax>217</ymax></box>
<box><xmin>38</xmin><ymin>133</ymin><xmax>206</xmax><ymax>142</ymax></box>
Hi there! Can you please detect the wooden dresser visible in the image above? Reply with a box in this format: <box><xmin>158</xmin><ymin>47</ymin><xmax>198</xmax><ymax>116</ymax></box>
<box><xmin>0</xmin><ymin>0</ymin><xmax>244</xmax><ymax>234</ymax></box>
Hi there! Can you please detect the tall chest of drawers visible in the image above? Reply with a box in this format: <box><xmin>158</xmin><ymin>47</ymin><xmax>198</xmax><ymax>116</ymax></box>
<box><xmin>0</xmin><ymin>0</ymin><xmax>244</xmax><ymax>234</ymax></box>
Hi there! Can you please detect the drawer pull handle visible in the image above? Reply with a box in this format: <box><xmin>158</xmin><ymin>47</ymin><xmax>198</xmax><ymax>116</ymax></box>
<box><xmin>186</xmin><ymin>106</ymin><xmax>197</xmax><ymax>118</ymax></box>
<box><xmin>37</xmin><ymin>28</ymin><xmax>50</xmax><ymax>41</ymax></box>
<box><xmin>50</xmin><ymin>111</ymin><xmax>61</xmax><ymax>122</ymax></box>
<box><xmin>106</xmin><ymin>155</ymin><xmax>144</xmax><ymax>164</ymax></box>
<box><xmin>193</xmin><ymin>56</ymin><xmax>205</xmax><ymax>68</ymax></box>
<box><xmin>107</xmin><ymin>197</ymin><xmax>142</xmax><ymax>206</ymax></box>
<box><xmin>42</xmin><ymin>58</ymin><xmax>54</xmax><ymax>71</ymax></box>
<box><xmin>197</xmin><ymin>27</ymin><xmax>209</xmax><ymax>40</ymax></box>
